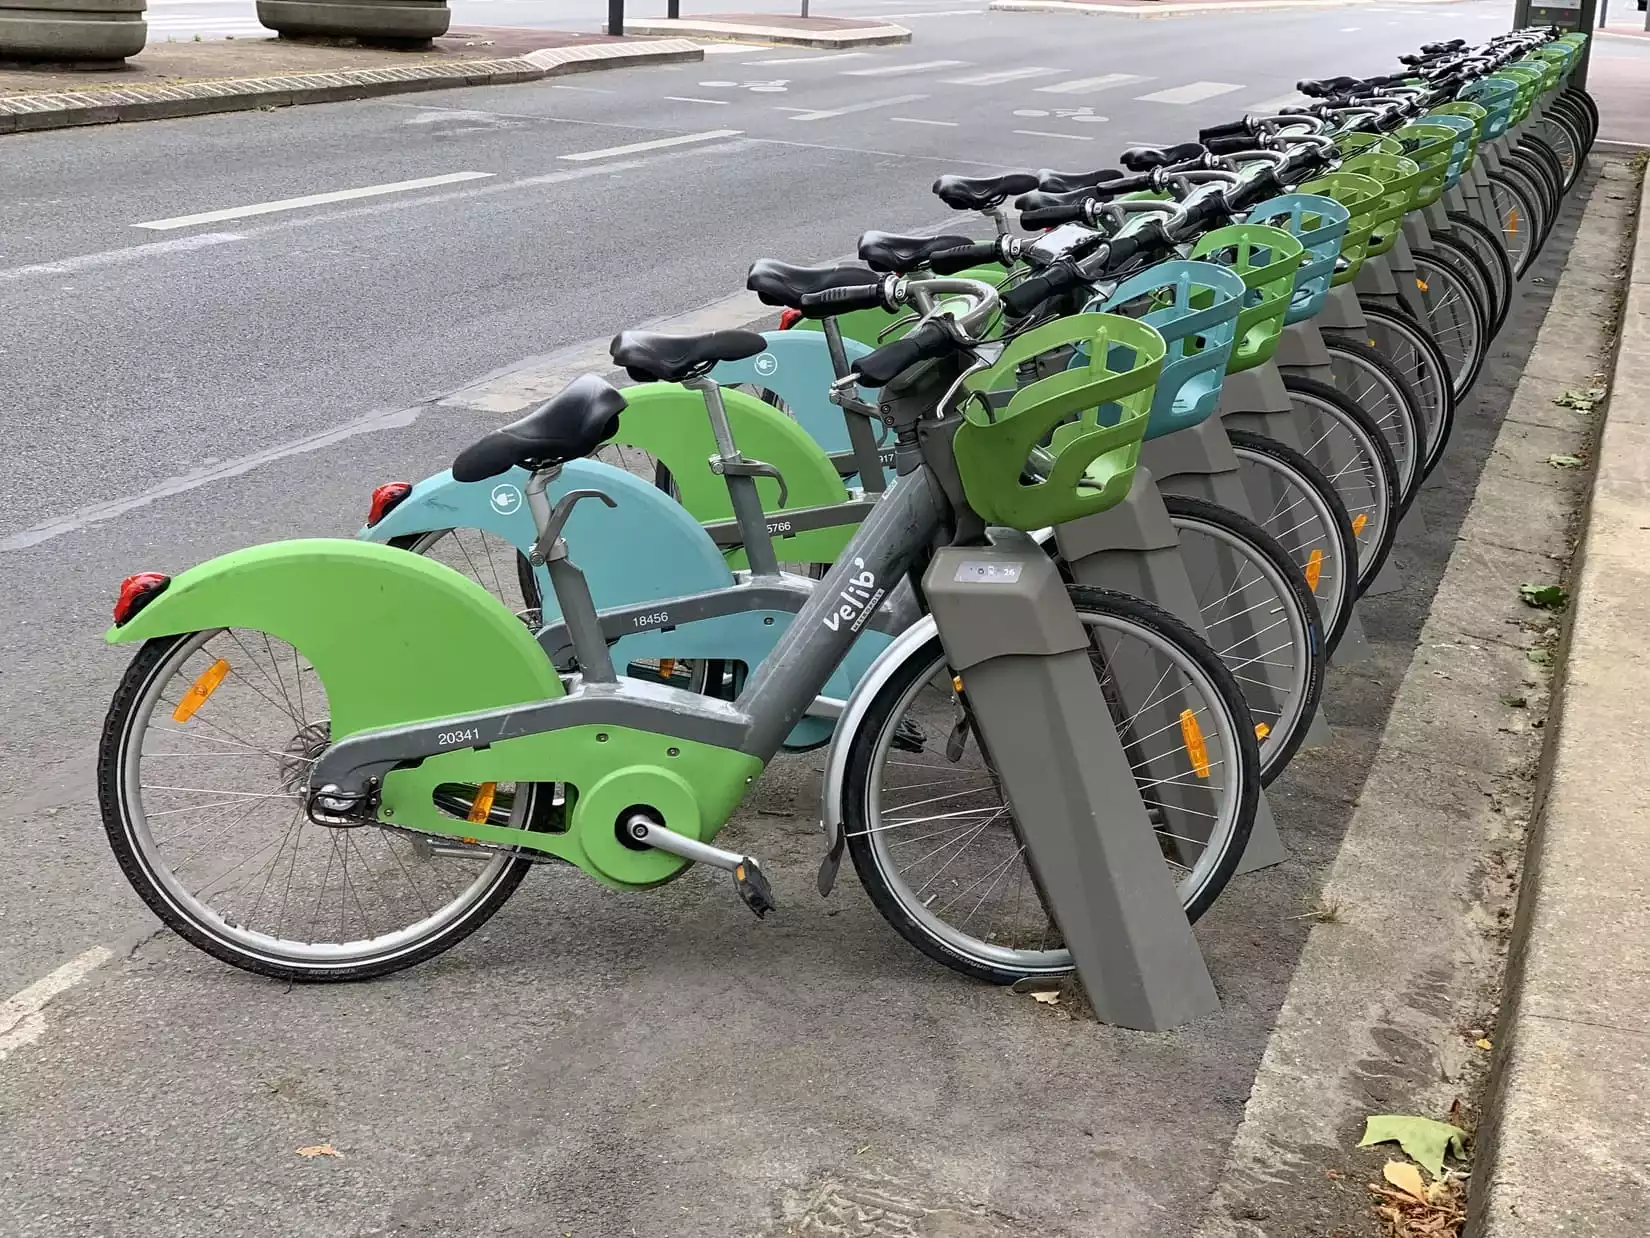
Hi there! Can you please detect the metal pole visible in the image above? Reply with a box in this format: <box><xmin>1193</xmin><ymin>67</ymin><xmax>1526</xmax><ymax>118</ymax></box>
<box><xmin>608</xmin><ymin>0</ymin><xmax>624</xmax><ymax>35</ymax></box>
<box><xmin>668</xmin><ymin>0</ymin><xmax>679</xmax><ymax>19</ymax></box>
<box><xmin>800</xmin><ymin>0</ymin><xmax>810</xmax><ymax>16</ymax></box>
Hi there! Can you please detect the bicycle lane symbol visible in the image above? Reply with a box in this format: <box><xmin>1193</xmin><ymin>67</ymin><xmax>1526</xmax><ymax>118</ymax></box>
<box><xmin>1013</xmin><ymin>107</ymin><xmax>1109</xmax><ymax>123</ymax></box>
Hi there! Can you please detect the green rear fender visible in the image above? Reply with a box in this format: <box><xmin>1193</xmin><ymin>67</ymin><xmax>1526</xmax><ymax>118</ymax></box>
<box><xmin>614</xmin><ymin>382</ymin><xmax>854</xmax><ymax>566</ymax></box>
<box><xmin>108</xmin><ymin>539</ymin><xmax>761</xmax><ymax>889</ymax></box>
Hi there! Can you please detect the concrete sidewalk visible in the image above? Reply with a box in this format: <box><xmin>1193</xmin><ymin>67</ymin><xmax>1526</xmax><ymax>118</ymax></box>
<box><xmin>1470</xmin><ymin>157</ymin><xmax>1650</xmax><ymax>1236</ymax></box>
<box><xmin>622</xmin><ymin>13</ymin><xmax>911</xmax><ymax>46</ymax></box>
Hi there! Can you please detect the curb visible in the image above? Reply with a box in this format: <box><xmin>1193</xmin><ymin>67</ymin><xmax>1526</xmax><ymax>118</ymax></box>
<box><xmin>1188</xmin><ymin>158</ymin><xmax>1630</xmax><ymax>1236</ymax></box>
<box><xmin>622</xmin><ymin>19</ymin><xmax>911</xmax><ymax>47</ymax></box>
<box><xmin>0</xmin><ymin>38</ymin><xmax>703</xmax><ymax>135</ymax></box>
<box><xmin>1469</xmin><ymin>162</ymin><xmax>1650</xmax><ymax>1237</ymax></box>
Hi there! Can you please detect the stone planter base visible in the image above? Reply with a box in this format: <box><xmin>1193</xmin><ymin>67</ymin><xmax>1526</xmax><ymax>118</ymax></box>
<box><xmin>256</xmin><ymin>0</ymin><xmax>450</xmax><ymax>45</ymax></box>
<box><xmin>0</xmin><ymin>0</ymin><xmax>145</xmax><ymax>62</ymax></box>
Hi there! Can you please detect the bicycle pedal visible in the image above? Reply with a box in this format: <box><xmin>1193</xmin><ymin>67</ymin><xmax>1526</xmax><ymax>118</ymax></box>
<box><xmin>892</xmin><ymin>717</ymin><xmax>928</xmax><ymax>754</ymax></box>
<box><xmin>733</xmin><ymin>858</ymin><xmax>776</xmax><ymax>919</ymax></box>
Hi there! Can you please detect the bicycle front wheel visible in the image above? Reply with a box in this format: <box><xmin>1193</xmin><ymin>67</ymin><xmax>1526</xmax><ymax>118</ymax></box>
<box><xmin>1410</xmin><ymin>248</ymin><xmax>1490</xmax><ymax>400</ymax></box>
<box><xmin>840</xmin><ymin>586</ymin><xmax>1259</xmax><ymax>984</ymax></box>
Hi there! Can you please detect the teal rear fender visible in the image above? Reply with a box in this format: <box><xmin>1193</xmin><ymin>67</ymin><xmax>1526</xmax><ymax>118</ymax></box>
<box><xmin>108</xmin><ymin>539</ymin><xmax>565</xmax><ymax>744</ymax></box>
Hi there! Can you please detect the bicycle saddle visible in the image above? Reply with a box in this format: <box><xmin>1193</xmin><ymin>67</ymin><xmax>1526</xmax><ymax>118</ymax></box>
<box><xmin>1118</xmin><ymin>141</ymin><xmax>1207</xmax><ymax>171</ymax></box>
<box><xmin>857</xmin><ymin>230</ymin><xmax>973</xmax><ymax>274</ymax></box>
<box><xmin>747</xmin><ymin>258</ymin><xmax>879</xmax><ymax>309</ymax></box>
<box><xmin>451</xmin><ymin>374</ymin><xmax>627</xmax><ymax>483</ymax></box>
<box><xmin>609</xmin><ymin>328</ymin><xmax>767</xmax><ymax>384</ymax></box>
<box><xmin>931</xmin><ymin>171</ymin><xmax>1040</xmax><ymax>211</ymax></box>
<box><xmin>1035</xmin><ymin>167</ymin><xmax>1124</xmax><ymax>194</ymax></box>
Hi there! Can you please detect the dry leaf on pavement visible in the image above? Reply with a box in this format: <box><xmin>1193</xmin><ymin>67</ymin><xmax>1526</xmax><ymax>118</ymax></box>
<box><xmin>296</xmin><ymin>1143</ymin><xmax>341</xmax><ymax>1159</ymax></box>
<box><xmin>1383</xmin><ymin>1161</ymin><xmax>1427</xmax><ymax>1202</ymax></box>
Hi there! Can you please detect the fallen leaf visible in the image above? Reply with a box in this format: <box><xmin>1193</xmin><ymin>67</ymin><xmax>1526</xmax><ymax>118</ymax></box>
<box><xmin>1518</xmin><ymin>584</ymin><xmax>1567</xmax><ymax>610</ymax></box>
<box><xmin>1554</xmin><ymin>387</ymin><xmax>1605</xmax><ymax>412</ymax></box>
<box><xmin>1384</xmin><ymin>1160</ymin><xmax>1428</xmax><ymax>1202</ymax></box>
<box><xmin>1476</xmin><ymin>1038</ymin><xmax>1494</xmax><ymax>1050</ymax></box>
<box><xmin>1499</xmin><ymin>695</ymin><xmax>1528</xmax><ymax>708</ymax></box>
<box><xmin>1031</xmin><ymin>990</ymin><xmax>1061</xmax><ymax>1005</ymax></box>
<box><xmin>1528</xmin><ymin>648</ymin><xmax>1554</xmax><ymax>666</ymax></box>
<box><xmin>1547</xmin><ymin>453</ymin><xmax>1584</xmax><ymax>469</ymax></box>
<box><xmin>1359</xmin><ymin>1115</ymin><xmax>1467</xmax><ymax>1179</ymax></box>
<box><xmin>295</xmin><ymin>1143</ymin><xmax>341</xmax><ymax>1159</ymax></box>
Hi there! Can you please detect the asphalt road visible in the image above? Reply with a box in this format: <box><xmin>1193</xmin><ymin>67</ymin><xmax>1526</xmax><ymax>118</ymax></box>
<box><xmin>0</xmin><ymin>3</ymin><xmax>1563</xmax><ymax>1234</ymax></box>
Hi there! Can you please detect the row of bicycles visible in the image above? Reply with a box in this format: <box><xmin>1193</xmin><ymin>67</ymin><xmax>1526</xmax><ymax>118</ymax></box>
<box><xmin>95</xmin><ymin>27</ymin><xmax>1597</xmax><ymax>987</ymax></box>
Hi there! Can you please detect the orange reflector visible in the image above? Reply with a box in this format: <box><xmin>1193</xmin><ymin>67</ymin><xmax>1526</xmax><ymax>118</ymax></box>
<box><xmin>466</xmin><ymin>782</ymin><xmax>497</xmax><ymax>824</ymax></box>
<box><xmin>1416</xmin><ymin>278</ymin><xmax>1430</xmax><ymax>293</ymax></box>
<box><xmin>658</xmin><ymin>658</ymin><xmax>677</xmax><ymax>681</ymax></box>
<box><xmin>1255</xmin><ymin>722</ymin><xmax>1271</xmax><ymax>741</ymax></box>
<box><xmin>172</xmin><ymin>659</ymin><xmax>231</xmax><ymax>723</ymax></box>
<box><xmin>1304</xmin><ymin>548</ymin><xmax>1324</xmax><ymax>592</ymax></box>
<box><xmin>1508</xmin><ymin>209</ymin><xmax>1520</xmax><ymax>235</ymax></box>
<box><xmin>1352</xmin><ymin>512</ymin><xmax>1369</xmax><ymax>537</ymax></box>
<box><xmin>953</xmin><ymin>675</ymin><xmax>964</xmax><ymax>693</ymax></box>
<box><xmin>1180</xmin><ymin>709</ymin><xmax>1211</xmax><ymax>779</ymax></box>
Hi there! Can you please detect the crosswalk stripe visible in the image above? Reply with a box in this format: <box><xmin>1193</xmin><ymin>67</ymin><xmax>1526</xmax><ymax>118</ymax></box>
<box><xmin>944</xmin><ymin>65</ymin><xmax>1060</xmax><ymax>86</ymax></box>
<box><xmin>1135</xmin><ymin>80</ymin><xmax>1244</xmax><ymax>105</ymax></box>
<box><xmin>1247</xmin><ymin>91</ymin><xmax>1312</xmax><ymax>114</ymax></box>
<box><xmin>1035</xmin><ymin>73</ymin><xmax>1148</xmax><ymax>95</ymax></box>
<box><xmin>788</xmin><ymin>92</ymin><xmax>928</xmax><ymax>120</ymax></box>
<box><xmin>842</xmin><ymin>58</ymin><xmax>969</xmax><ymax>77</ymax></box>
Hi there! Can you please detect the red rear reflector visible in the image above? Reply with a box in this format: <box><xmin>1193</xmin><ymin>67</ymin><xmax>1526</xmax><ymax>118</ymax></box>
<box><xmin>367</xmin><ymin>482</ymin><xmax>413</xmax><ymax>527</ymax></box>
<box><xmin>114</xmin><ymin>572</ymin><xmax>170</xmax><ymax>626</ymax></box>
<box><xmin>778</xmin><ymin>308</ymin><xmax>803</xmax><ymax>330</ymax></box>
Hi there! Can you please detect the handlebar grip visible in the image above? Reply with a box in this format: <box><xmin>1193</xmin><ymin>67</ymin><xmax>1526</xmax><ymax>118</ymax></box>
<box><xmin>927</xmin><ymin>241</ymin><xmax>1004</xmax><ymax>275</ymax></box>
<box><xmin>1001</xmin><ymin>262</ymin><xmax>1083</xmax><ymax>318</ymax></box>
<box><xmin>1019</xmin><ymin>202</ymin><xmax>1089</xmax><ymax>229</ymax></box>
<box><xmin>851</xmin><ymin>319</ymin><xmax>958</xmax><ymax>388</ymax></box>
<box><xmin>798</xmin><ymin>282</ymin><xmax>887</xmax><ymax>319</ymax></box>
<box><xmin>1204</xmin><ymin>133</ymin><xmax>1263</xmax><ymax>155</ymax></box>
<box><xmin>1223</xmin><ymin>169</ymin><xmax>1279</xmax><ymax>213</ymax></box>
<box><xmin>1197</xmin><ymin>118</ymin><xmax>1252</xmax><ymax>141</ymax></box>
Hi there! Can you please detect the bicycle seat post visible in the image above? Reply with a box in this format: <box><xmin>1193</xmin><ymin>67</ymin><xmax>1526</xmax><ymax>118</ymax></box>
<box><xmin>821</xmin><ymin>317</ymin><xmax>892</xmax><ymax>494</ymax></box>
<box><xmin>684</xmin><ymin>374</ymin><xmax>783</xmax><ymax>577</ymax></box>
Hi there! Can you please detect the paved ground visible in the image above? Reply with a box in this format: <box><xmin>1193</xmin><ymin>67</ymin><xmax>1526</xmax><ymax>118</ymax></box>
<box><xmin>0</xmin><ymin>3</ymin><xmax>1574</xmax><ymax>1234</ymax></box>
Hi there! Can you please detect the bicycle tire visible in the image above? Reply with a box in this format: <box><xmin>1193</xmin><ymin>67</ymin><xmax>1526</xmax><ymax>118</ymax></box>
<box><xmin>1442</xmin><ymin>211</ymin><xmax>1515</xmax><ymax>337</ymax></box>
<box><xmin>1315</xmin><ymin>333</ymin><xmax>1425</xmax><ymax>505</ymax></box>
<box><xmin>1485</xmin><ymin>169</ymin><xmax>1543</xmax><ymax>279</ymax></box>
<box><xmin>1278</xmin><ymin>373</ymin><xmax>1402</xmax><ymax>592</ymax></box>
<box><xmin>1531</xmin><ymin>110</ymin><xmax>1584</xmax><ymax>193</ymax></box>
<box><xmin>841</xmin><ymin>585</ymin><xmax>1259</xmax><ymax>984</ymax></box>
<box><xmin>1163</xmin><ymin>494</ymin><xmax>1326</xmax><ymax>783</ymax></box>
<box><xmin>1410</xmin><ymin>245</ymin><xmax>1490</xmax><ymax>399</ymax></box>
<box><xmin>1330</xmin><ymin>306</ymin><xmax>1456</xmax><ymax>478</ymax></box>
<box><xmin>99</xmin><ymin>630</ymin><xmax>550</xmax><ymax>983</ymax></box>
<box><xmin>1515</xmin><ymin>134</ymin><xmax>1567</xmax><ymax>212</ymax></box>
<box><xmin>1559</xmin><ymin>87</ymin><xmax>1598</xmax><ymax>148</ymax></box>
<box><xmin>1498</xmin><ymin>156</ymin><xmax>1555</xmax><ymax>254</ymax></box>
<box><xmin>1223</xmin><ymin>429</ymin><xmax>1360</xmax><ymax>657</ymax></box>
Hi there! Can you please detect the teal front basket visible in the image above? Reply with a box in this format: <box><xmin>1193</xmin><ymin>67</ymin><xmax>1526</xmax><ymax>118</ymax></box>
<box><xmin>1079</xmin><ymin>259</ymin><xmax>1246</xmax><ymax>441</ymax></box>
<box><xmin>1245</xmin><ymin>193</ymin><xmax>1349</xmax><ymax>326</ymax></box>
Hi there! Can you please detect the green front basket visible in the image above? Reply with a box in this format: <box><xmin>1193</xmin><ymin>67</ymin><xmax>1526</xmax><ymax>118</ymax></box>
<box><xmin>1189</xmin><ymin>223</ymin><xmax>1304</xmax><ymax>372</ymax></box>
<box><xmin>1394</xmin><ymin>122</ymin><xmax>1456</xmax><ymax>207</ymax></box>
<box><xmin>953</xmin><ymin>312</ymin><xmax>1163</xmax><ymax>531</ymax></box>
<box><xmin>1339</xmin><ymin>151</ymin><xmax>1423</xmax><ymax>256</ymax></box>
<box><xmin>1300</xmin><ymin>170</ymin><xmax>1384</xmax><ymax>288</ymax></box>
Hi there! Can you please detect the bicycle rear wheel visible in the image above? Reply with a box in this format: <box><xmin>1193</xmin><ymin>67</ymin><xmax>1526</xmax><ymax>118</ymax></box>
<box><xmin>99</xmin><ymin>628</ymin><xmax>552</xmax><ymax>982</ymax></box>
<box><xmin>840</xmin><ymin>586</ymin><xmax>1258</xmax><ymax>984</ymax></box>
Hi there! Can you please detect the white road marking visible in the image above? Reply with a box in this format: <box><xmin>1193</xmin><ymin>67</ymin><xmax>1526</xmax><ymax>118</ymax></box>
<box><xmin>944</xmin><ymin>65</ymin><xmax>1059</xmax><ymax>85</ymax></box>
<box><xmin>1</xmin><ymin>233</ymin><xmax>245</xmax><ymax>278</ymax></box>
<box><xmin>873</xmin><ymin>9</ymin><xmax>986</xmax><ymax>15</ymax></box>
<box><xmin>1248</xmin><ymin>91</ymin><xmax>1311</xmax><ymax>113</ymax></box>
<box><xmin>743</xmin><ymin>51</ymin><xmax>869</xmax><ymax>64</ymax></box>
<box><xmin>787</xmin><ymin>93</ymin><xmax>927</xmax><ymax>121</ymax></box>
<box><xmin>133</xmin><ymin>172</ymin><xmax>493</xmax><ymax>230</ymax></box>
<box><xmin>558</xmin><ymin>129</ymin><xmax>743</xmax><ymax>160</ymax></box>
<box><xmin>1135</xmin><ymin>80</ymin><xmax>1244</xmax><ymax>105</ymax></box>
<box><xmin>842</xmin><ymin>58</ymin><xmax>969</xmax><ymax>76</ymax></box>
<box><xmin>549</xmin><ymin>82</ymin><xmax>614</xmax><ymax>93</ymax></box>
<box><xmin>892</xmin><ymin>116</ymin><xmax>959</xmax><ymax>126</ymax></box>
<box><xmin>1013</xmin><ymin>129</ymin><xmax>1093</xmax><ymax>141</ymax></box>
<box><xmin>698</xmin><ymin>42</ymin><xmax>772</xmax><ymax>53</ymax></box>
<box><xmin>665</xmin><ymin>95</ymin><xmax>733</xmax><ymax>105</ymax></box>
<box><xmin>0</xmin><ymin>947</ymin><xmax>113</xmax><ymax>1062</ymax></box>
<box><xmin>1035</xmin><ymin>73</ymin><xmax>1148</xmax><ymax>95</ymax></box>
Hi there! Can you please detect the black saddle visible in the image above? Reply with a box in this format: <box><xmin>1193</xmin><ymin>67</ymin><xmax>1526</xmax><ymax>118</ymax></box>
<box><xmin>932</xmin><ymin>171</ymin><xmax>1040</xmax><ymax>212</ymax></box>
<box><xmin>747</xmin><ymin>258</ymin><xmax>879</xmax><ymax>310</ymax></box>
<box><xmin>609</xmin><ymin>328</ymin><xmax>766</xmax><ymax>384</ymax></box>
<box><xmin>451</xmin><ymin>374</ymin><xmax>626</xmax><ymax>483</ymax></box>
<box><xmin>1118</xmin><ymin>141</ymin><xmax>1206</xmax><ymax>171</ymax></box>
<box><xmin>1036</xmin><ymin>167</ymin><xmax>1124</xmax><ymax>194</ymax></box>
<box><xmin>857</xmin><ymin>230</ymin><xmax>972</xmax><ymax>275</ymax></box>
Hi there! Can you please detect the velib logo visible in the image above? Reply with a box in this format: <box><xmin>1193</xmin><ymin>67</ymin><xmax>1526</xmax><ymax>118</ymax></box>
<box><xmin>822</xmin><ymin>558</ymin><xmax>885</xmax><ymax>634</ymax></box>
